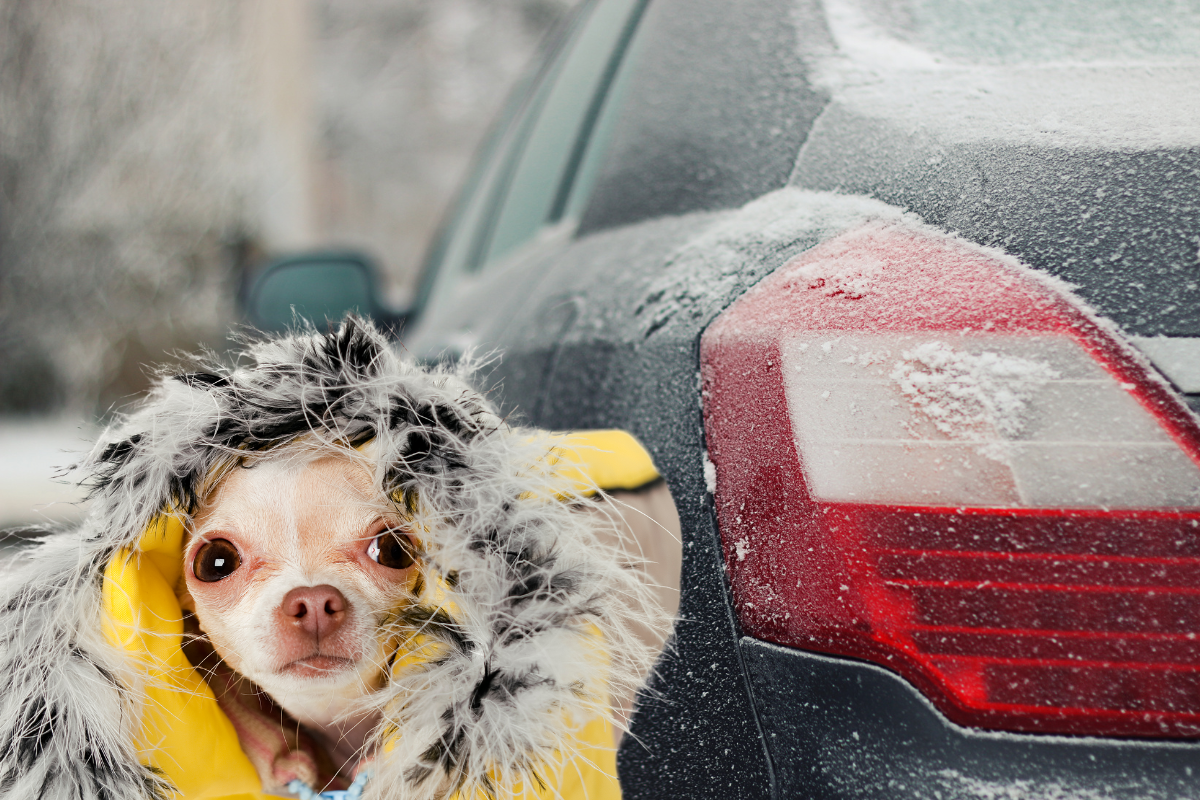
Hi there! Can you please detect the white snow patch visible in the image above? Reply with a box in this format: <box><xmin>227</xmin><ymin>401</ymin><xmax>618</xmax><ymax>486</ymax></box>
<box><xmin>891</xmin><ymin>341</ymin><xmax>1058</xmax><ymax>448</ymax></box>
<box><xmin>805</xmin><ymin>0</ymin><xmax>1200</xmax><ymax>150</ymax></box>
<box><xmin>702</xmin><ymin>451</ymin><xmax>717</xmax><ymax>494</ymax></box>
<box><xmin>935</xmin><ymin>769</ymin><xmax>1125</xmax><ymax>800</ymax></box>
<box><xmin>793</xmin><ymin>252</ymin><xmax>885</xmax><ymax>299</ymax></box>
<box><xmin>817</xmin><ymin>0</ymin><xmax>943</xmax><ymax>87</ymax></box>
<box><xmin>637</xmin><ymin>188</ymin><xmax>913</xmax><ymax>335</ymax></box>
<box><xmin>829</xmin><ymin>66</ymin><xmax>1200</xmax><ymax>150</ymax></box>
<box><xmin>735</xmin><ymin>538</ymin><xmax>751</xmax><ymax>562</ymax></box>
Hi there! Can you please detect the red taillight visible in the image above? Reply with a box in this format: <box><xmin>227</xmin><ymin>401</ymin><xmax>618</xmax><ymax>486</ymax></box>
<box><xmin>701</xmin><ymin>222</ymin><xmax>1200</xmax><ymax>738</ymax></box>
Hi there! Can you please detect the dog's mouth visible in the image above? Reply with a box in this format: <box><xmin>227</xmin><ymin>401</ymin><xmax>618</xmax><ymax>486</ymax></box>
<box><xmin>279</xmin><ymin>654</ymin><xmax>358</xmax><ymax>678</ymax></box>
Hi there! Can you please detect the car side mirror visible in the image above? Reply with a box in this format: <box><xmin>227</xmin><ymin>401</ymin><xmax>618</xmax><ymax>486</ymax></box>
<box><xmin>243</xmin><ymin>251</ymin><xmax>408</xmax><ymax>335</ymax></box>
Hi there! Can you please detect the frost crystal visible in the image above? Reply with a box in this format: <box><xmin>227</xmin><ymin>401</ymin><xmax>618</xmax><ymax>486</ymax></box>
<box><xmin>795</xmin><ymin>254</ymin><xmax>884</xmax><ymax>299</ymax></box>
<box><xmin>702</xmin><ymin>451</ymin><xmax>718</xmax><ymax>494</ymax></box>
<box><xmin>890</xmin><ymin>341</ymin><xmax>1058</xmax><ymax>447</ymax></box>
<box><xmin>735</xmin><ymin>538</ymin><xmax>751</xmax><ymax>561</ymax></box>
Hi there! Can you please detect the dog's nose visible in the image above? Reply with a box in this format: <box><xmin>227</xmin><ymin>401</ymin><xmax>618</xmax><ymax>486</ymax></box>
<box><xmin>281</xmin><ymin>585</ymin><xmax>347</xmax><ymax>639</ymax></box>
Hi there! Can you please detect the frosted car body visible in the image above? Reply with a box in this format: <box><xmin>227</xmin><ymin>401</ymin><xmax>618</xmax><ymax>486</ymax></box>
<box><xmin>403</xmin><ymin>0</ymin><xmax>1200</xmax><ymax>796</ymax></box>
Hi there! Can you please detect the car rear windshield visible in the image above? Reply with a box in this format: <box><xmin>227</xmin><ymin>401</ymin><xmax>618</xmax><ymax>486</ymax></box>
<box><xmin>857</xmin><ymin>0</ymin><xmax>1200</xmax><ymax>65</ymax></box>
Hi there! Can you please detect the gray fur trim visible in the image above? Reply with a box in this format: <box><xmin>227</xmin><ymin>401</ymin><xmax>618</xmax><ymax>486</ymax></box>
<box><xmin>0</xmin><ymin>529</ymin><xmax>169</xmax><ymax>800</ymax></box>
<box><xmin>1</xmin><ymin>317</ymin><xmax>664</xmax><ymax>800</ymax></box>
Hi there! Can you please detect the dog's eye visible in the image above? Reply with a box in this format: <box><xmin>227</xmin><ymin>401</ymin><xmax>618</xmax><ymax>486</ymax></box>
<box><xmin>368</xmin><ymin>529</ymin><xmax>415</xmax><ymax>570</ymax></box>
<box><xmin>193</xmin><ymin>539</ymin><xmax>241</xmax><ymax>582</ymax></box>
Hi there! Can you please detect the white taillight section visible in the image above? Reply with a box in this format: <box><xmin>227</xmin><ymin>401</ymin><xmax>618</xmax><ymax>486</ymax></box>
<box><xmin>785</xmin><ymin>333</ymin><xmax>1200</xmax><ymax>508</ymax></box>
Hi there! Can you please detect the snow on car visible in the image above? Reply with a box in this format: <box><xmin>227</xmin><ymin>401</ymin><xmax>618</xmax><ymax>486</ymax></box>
<box><xmin>262</xmin><ymin>0</ymin><xmax>1200</xmax><ymax>795</ymax></box>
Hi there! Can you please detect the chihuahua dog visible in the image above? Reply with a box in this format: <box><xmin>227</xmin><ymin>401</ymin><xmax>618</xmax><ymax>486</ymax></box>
<box><xmin>0</xmin><ymin>318</ymin><xmax>668</xmax><ymax>800</ymax></box>
<box><xmin>182</xmin><ymin>447</ymin><xmax>682</xmax><ymax>784</ymax></box>
<box><xmin>181</xmin><ymin>449</ymin><xmax>407</xmax><ymax>777</ymax></box>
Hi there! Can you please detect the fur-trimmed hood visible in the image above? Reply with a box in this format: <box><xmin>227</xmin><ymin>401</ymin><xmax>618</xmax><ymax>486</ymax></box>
<box><xmin>0</xmin><ymin>317</ymin><xmax>663</xmax><ymax>800</ymax></box>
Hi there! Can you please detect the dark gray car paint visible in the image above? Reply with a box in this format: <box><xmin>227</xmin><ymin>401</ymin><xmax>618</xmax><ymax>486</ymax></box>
<box><xmin>412</xmin><ymin>201</ymin><xmax>1200</xmax><ymax>796</ymax></box>
<box><xmin>577</xmin><ymin>0</ymin><xmax>831</xmax><ymax>236</ymax></box>
<box><xmin>792</xmin><ymin>111</ymin><xmax>1200</xmax><ymax>340</ymax></box>
<box><xmin>405</xmin><ymin>0</ymin><xmax>1200</xmax><ymax>795</ymax></box>
<box><xmin>744</xmin><ymin>640</ymin><xmax>1200</xmax><ymax>799</ymax></box>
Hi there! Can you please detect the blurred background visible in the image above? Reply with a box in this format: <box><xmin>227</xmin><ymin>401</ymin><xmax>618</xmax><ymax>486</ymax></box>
<box><xmin>0</xmin><ymin>0</ymin><xmax>577</xmax><ymax>527</ymax></box>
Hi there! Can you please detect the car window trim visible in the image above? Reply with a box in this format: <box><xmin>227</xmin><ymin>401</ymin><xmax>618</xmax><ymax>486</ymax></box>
<box><xmin>547</xmin><ymin>0</ymin><xmax>651</xmax><ymax>224</ymax></box>
<box><xmin>468</xmin><ymin>0</ymin><xmax>650</xmax><ymax>273</ymax></box>
<box><xmin>408</xmin><ymin>4</ymin><xmax>591</xmax><ymax>322</ymax></box>
<box><xmin>462</xmin><ymin>0</ymin><xmax>605</xmax><ymax>274</ymax></box>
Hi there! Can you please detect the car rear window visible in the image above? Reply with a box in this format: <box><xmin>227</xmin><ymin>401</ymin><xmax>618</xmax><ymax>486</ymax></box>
<box><xmin>843</xmin><ymin>0</ymin><xmax>1200</xmax><ymax>65</ymax></box>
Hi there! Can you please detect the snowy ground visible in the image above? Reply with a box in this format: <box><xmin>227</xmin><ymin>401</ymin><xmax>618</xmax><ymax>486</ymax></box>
<box><xmin>0</xmin><ymin>416</ymin><xmax>95</xmax><ymax>532</ymax></box>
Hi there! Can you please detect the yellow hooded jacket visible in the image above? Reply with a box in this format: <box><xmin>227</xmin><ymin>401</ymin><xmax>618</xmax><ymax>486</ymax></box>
<box><xmin>101</xmin><ymin>430</ymin><xmax>658</xmax><ymax>800</ymax></box>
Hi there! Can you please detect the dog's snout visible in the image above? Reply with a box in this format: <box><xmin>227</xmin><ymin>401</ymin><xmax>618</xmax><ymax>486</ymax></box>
<box><xmin>281</xmin><ymin>585</ymin><xmax>347</xmax><ymax>639</ymax></box>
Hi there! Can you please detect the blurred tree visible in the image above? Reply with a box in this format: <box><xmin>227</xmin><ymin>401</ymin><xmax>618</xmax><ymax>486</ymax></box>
<box><xmin>0</xmin><ymin>0</ymin><xmax>575</xmax><ymax>417</ymax></box>
<box><xmin>0</xmin><ymin>1</ymin><xmax>261</xmax><ymax>415</ymax></box>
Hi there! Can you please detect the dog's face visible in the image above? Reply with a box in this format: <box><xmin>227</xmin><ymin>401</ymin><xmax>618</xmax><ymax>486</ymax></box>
<box><xmin>182</xmin><ymin>450</ymin><xmax>417</xmax><ymax>730</ymax></box>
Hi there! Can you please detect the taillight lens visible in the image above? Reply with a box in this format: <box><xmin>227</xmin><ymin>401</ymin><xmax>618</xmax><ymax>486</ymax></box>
<box><xmin>701</xmin><ymin>222</ymin><xmax>1200</xmax><ymax>738</ymax></box>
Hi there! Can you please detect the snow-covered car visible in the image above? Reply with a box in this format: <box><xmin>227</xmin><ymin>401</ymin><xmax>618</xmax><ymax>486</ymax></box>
<box><xmin>258</xmin><ymin>0</ymin><xmax>1200</xmax><ymax>796</ymax></box>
